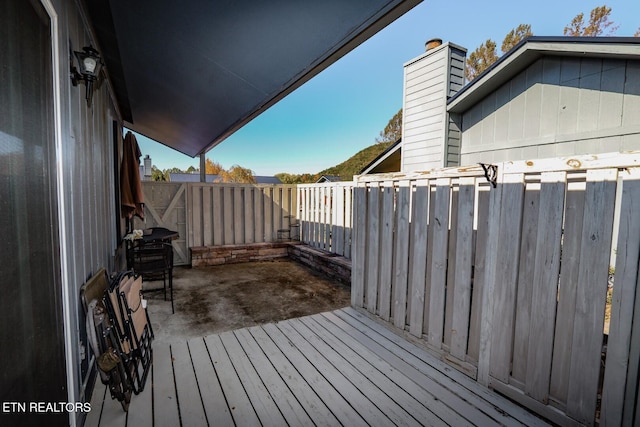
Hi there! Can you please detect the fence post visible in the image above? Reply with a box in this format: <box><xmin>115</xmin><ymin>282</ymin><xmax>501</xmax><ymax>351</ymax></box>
<box><xmin>351</xmin><ymin>182</ymin><xmax>367</xmax><ymax>308</ymax></box>
<box><xmin>477</xmin><ymin>165</ymin><xmax>504</xmax><ymax>387</ymax></box>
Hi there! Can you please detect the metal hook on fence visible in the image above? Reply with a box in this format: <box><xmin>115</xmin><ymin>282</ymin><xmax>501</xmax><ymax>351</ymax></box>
<box><xmin>479</xmin><ymin>163</ymin><xmax>498</xmax><ymax>188</ymax></box>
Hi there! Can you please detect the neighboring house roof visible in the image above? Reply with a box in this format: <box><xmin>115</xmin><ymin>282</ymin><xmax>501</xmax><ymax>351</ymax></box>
<box><xmin>359</xmin><ymin>138</ymin><xmax>402</xmax><ymax>175</ymax></box>
<box><xmin>168</xmin><ymin>173</ymin><xmax>281</xmax><ymax>184</ymax></box>
<box><xmin>255</xmin><ymin>176</ymin><xmax>283</xmax><ymax>184</ymax></box>
<box><xmin>84</xmin><ymin>0</ymin><xmax>421</xmax><ymax>158</ymax></box>
<box><xmin>316</xmin><ymin>175</ymin><xmax>342</xmax><ymax>183</ymax></box>
<box><xmin>448</xmin><ymin>36</ymin><xmax>640</xmax><ymax>114</ymax></box>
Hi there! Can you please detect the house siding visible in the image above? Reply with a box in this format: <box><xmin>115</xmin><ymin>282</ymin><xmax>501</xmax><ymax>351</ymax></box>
<box><xmin>401</xmin><ymin>43</ymin><xmax>466</xmax><ymax>171</ymax></box>
<box><xmin>460</xmin><ymin>56</ymin><xmax>640</xmax><ymax>165</ymax></box>
<box><xmin>45</xmin><ymin>0</ymin><xmax>120</xmax><ymax>419</ymax></box>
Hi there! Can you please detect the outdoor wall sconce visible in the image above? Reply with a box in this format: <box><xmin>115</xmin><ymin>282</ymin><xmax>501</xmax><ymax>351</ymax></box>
<box><xmin>70</xmin><ymin>46</ymin><xmax>103</xmax><ymax>107</ymax></box>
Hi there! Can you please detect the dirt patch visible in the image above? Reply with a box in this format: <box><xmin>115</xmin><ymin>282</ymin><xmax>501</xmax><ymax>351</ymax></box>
<box><xmin>144</xmin><ymin>259</ymin><xmax>351</xmax><ymax>343</ymax></box>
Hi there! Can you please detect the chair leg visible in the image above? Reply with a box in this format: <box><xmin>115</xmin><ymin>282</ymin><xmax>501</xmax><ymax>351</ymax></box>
<box><xmin>162</xmin><ymin>273</ymin><xmax>167</xmax><ymax>301</ymax></box>
<box><xmin>170</xmin><ymin>268</ymin><xmax>174</xmax><ymax>314</ymax></box>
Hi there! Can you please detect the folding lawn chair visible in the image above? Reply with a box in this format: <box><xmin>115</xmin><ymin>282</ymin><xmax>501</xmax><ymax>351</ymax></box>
<box><xmin>105</xmin><ymin>271</ymin><xmax>154</xmax><ymax>394</ymax></box>
<box><xmin>80</xmin><ymin>269</ymin><xmax>133</xmax><ymax>411</ymax></box>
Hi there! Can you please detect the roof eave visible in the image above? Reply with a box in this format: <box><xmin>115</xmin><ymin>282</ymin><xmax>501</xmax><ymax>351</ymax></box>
<box><xmin>447</xmin><ymin>37</ymin><xmax>640</xmax><ymax>114</ymax></box>
<box><xmin>199</xmin><ymin>0</ymin><xmax>422</xmax><ymax>156</ymax></box>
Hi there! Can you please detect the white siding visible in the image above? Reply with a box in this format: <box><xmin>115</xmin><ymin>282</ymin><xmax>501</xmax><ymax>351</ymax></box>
<box><xmin>460</xmin><ymin>57</ymin><xmax>640</xmax><ymax>165</ymax></box>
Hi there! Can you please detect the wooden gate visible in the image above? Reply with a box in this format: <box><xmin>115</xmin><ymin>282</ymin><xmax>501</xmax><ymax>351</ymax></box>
<box><xmin>134</xmin><ymin>182</ymin><xmax>189</xmax><ymax>265</ymax></box>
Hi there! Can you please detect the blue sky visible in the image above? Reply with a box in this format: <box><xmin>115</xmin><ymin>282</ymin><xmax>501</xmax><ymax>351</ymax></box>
<box><xmin>136</xmin><ymin>0</ymin><xmax>639</xmax><ymax>176</ymax></box>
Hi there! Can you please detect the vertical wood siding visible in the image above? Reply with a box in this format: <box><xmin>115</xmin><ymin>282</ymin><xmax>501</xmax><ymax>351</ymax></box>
<box><xmin>353</xmin><ymin>152</ymin><xmax>640</xmax><ymax>426</ymax></box>
<box><xmin>461</xmin><ymin>57</ymin><xmax>640</xmax><ymax>165</ymax></box>
<box><xmin>54</xmin><ymin>0</ymin><xmax>121</xmax><ymax>412</ymax></box>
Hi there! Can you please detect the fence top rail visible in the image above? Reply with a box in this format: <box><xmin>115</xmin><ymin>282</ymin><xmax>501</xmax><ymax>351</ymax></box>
<box><xmin>354</xmin><ymin>164</ymin><xmax>487</xmax><ymax>183</ymax></box>
<box><xmin>353</xmin><ymin>151</ymin><xmax>640</xmax><ymax>184</ymax></box>
<box><xmin>184</xmin><ymin>182</ymin><xmax>297</xmax><ymax>189</ymax></box>
<box><xmin>297</xmin><ymin>182</ymin><xmax>355</xmax><ymax>188</ymax></box>
<box><xmin>502</xmin><ymin>151</ymin><xmax>640</xmax><ymax>174</ymax></box>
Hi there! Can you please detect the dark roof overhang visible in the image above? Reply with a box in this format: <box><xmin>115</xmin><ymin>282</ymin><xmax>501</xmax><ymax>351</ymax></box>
<box><xmin>85</xmin><ymin>0</ymin><xmax>422</xmax><ymax>157</ymax></box>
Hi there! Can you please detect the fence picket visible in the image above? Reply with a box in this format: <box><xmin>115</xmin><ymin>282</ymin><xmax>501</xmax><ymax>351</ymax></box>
<box><xmin>393</xmin><ymin>181</ymin><xmax>411</xmax><ymax>329</ymax></box>
<box><xmin>334</xmin><ymin>186</ymin><xmax>344</xmax><ymax>256</ymax></box>
<box><xmin>352</xmin><ymin>184</ymin><xmax>367</xmax><ymax>308</ymax></box>
<box><xmin>444</xmin><ymin>184</ymin><xmax>458</xmax><ymax>348</ymax></box>
<box><xmin>244</xmin><ymin>187</ymin><xmax>254</xmax><ymax>244</ymax></box>
<box><xmin>467</xmin><ymin>187</ymin><xmax>490</xmax><ymax>362</ymax></box>
<box><xmin>233</xmin><ymin>187</ymin><xmax>244</xmax><ymax>244</ymax></box>
<box><xmin>378</xmin><ymin>182</ymin><xmax>395</xmax><ymax>321</ymax></box>
<box><xmin>512</xmin><ymin>181</ymin><xmax>540</xmax><ymax>384</ymax></box>
<box><xmin>192</xmin><ymin>185</ymin><xmax>203</xmax><ymax>247</ymax></box>
<box><xmin>344</xmin><ymin>186</ymin><xmax>353</xmax><ymax>258</ymax></box>
<box><xmin>254</xmin><ymin>187</ymin><xmax>263</xmax><ymax>243</ymax></box>
<box><xmin>566</xmin><ymin>169</ymin><xmax>618</xmax><ymax>425</ymax></box>
<box><xmin>264</xmin><ymin>187</ymin><xmax>273</xmax><ymax>242</ymax></box>
<box><xmin>525</xmin><ymin>172</ymin><xmax>566</xmax><ymax>403</ymax></box>
<box><xmin>427</xmin><ymin>178</ymin><xmax>451</xmax><ymax>348</ymax></box>
<box><xmin>450</xmin><ymin>177</ymin><xmax>476</xmax><ymax>361</ymax></box>
<box><xmin>408</xmin><ymin>180</ymin><xmax>429</xmax><ymax>337</ymax></box>
<box><xmin>202</xmin><ymin>186</ymin><xmax>213</xmax><ymax>246</ymax></box>
<box><xmin>212</xmin><ymin>186</ymin><xmax>223</xmax><ymax>246</ymax></box>
<box><xmin>223</xmin><ymin>186</ymin><xmax>233</xmax><ymax>244</ymax></box>
<box><xmin>489</xmin><ymin>173</ymin><xmax>525</xmax><ymax>382</ymax></box>
<box><xmin>549</xmin><ymin>180</ymin><xmax>586</xmax><ymax>402</ymax></box>
<box><xmin>366</xmin><ymin>182</ymin><xmax>381</xmax><ymax>313</ymax></box>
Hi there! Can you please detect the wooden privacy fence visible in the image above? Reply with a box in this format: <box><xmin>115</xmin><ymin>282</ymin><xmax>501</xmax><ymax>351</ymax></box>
<box><xmin>137</xmin><ymin>182</ymin><xmax>297</xmax><ymax>264</ymax></box>
<box><xmin>352</xmin><ymin>152</ymin><xmax>640</xmax><ymax>426</ymax></box>
<box><xmin>297</xmin><ymin>182</ymin><xmax>354</xmax><ymax>259</ymax></box>
<box><xmin>189</xmin><ymin>183</ymin><xmax>297</xmax><ymax>247</ymax></box>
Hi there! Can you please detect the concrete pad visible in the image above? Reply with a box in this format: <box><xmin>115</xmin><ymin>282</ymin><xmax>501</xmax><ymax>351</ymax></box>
<box><xmin>143</xmin><ymin>259</ymin><xmax>351</xmax><ymax>344</ymax></box>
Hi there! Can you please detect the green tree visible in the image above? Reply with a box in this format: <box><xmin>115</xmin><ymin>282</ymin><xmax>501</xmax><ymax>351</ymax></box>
<box><xmin>501</xmin><ymin>24</ymin><xmax>533</xmax><ymax>54</ymax></box>
<box><xmin>465</xmin><ymin>39</ymin><xmax>499</xmax><ymax>81</ymax></box>
<box><xmin>275</xmin><ymin>173</ymin><xmax>301</xmax><ymax>184</ymax></box>
<box><xmin>375</xmin><ymin>108</ymin><xmax>402</xmax><ymax>144</ymax></box>
<box><xmin>151</xmin><ymin>166</ymin><xmax>166</xmax><ymax>181</ymax></box>
<box><xmin>564</xmin><ymin>5</ymin><xmax>618</xmax><ymax>36</ymax></box>
<box><xmin>164</xmin><ymin>167</ymin><xmax>184</xmax><ymax>181</ymax></box>
<box><xmin>186</xmin><ymin>165</ymin><xmax>197</xmax><ymax>173</ymax></box>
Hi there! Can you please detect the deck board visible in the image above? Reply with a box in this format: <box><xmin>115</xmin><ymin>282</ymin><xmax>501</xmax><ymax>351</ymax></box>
<box><xmin>188</xmin><ymin>338</ymin><xmax>234</xmax><ymax>426</ymax></box>
<box><xmin>246</xmin><ymin>326</ymin><xmax>340</xmax><ymax>426</ymax></box>
<box><xmin>261</xmin><ymin>322</ymin><xmax>367</xmax><ymax>426</ymax></box>
<box><xmin>87</xmin><ymin>309</ymin><xmax>550</xmax><ymax>427</ymax></box>
<box><xmin>152</xmin><ymin>343</ymin><xmax>181</xmax><ymax>426</ymax></box>
<box><xmin>233</xmin><ymin>328</ymin><xmax>313</xmax><ymax>426</ymax></box>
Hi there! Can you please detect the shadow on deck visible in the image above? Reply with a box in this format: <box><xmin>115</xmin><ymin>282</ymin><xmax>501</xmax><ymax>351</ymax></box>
<box><xmin>86</xmin><ymin>307</ymin><xmax>548</xmax><ymax>427</ymax></box>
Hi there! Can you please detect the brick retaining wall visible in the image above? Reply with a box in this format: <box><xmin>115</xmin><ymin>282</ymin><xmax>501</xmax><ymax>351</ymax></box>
<box><xmin>286</xmin><ymin>244</ymin><xmax>351</xmax><ymax>286</ymax></box>
<box><xmin>190</xmin><ymin>242</ymin><xmax>290</xmax><ymax>267</ymax></box>
<box><xmin>190</xmin><ymin>242</ymin><xmax>351</xmax><ymax>285</ymax></box>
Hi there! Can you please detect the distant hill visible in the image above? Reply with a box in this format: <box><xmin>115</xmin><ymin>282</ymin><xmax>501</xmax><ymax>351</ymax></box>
<box><xmin>318</xmin><ymin>140</ymin><xmax>395</xmax><ymax>181</ymax></box>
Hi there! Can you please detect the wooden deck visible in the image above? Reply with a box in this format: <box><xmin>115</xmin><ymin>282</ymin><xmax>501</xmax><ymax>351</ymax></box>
<box><xmin>86</xmin><ymin>308</ymin><xmax>549</xmax><ymax>427</ymax></box>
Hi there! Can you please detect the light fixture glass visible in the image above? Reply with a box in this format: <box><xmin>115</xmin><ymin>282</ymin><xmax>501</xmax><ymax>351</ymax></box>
<box><xmin>83</xmin><ymin>57</ymin><xmax>98</xmax><ymax>74</ymax></box>
<box><xmin>70</xmin><ymin>45</ymin><xmax>103</xmax><ymax>106</ymax></box>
